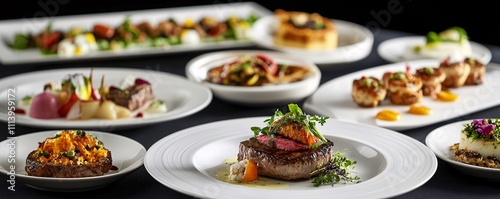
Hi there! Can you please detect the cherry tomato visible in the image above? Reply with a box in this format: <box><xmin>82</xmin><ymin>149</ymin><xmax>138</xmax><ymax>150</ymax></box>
<box><xmin>93</xmin><ymin>24</ymin><xmax>115</xmax><ymax>39</ymax></box>
<box><xmin>39</xmin><ymin>31</ymin><xmax>61</xmax><ymax>49</ymax></box>
<box><xmin>256</xmin><ymin>54</ymin><xmax>278</xmax><ymax>75</ymax></box>
<box><xmin>58</xmin><ymin>93</ymin><xmax>79</xmax><ymax>117</ymax></box>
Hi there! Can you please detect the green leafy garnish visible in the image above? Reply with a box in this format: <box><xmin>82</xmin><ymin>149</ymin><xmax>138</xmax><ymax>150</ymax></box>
<box><xmin>251</xmin><ymin>103</ymin><xmax>329</xmax><ymax>147</ymax></box>
<box><xmin>311</xmin><ymin>151</ymin><xmax>361</xmax><ymax>187</ymax></box>
<box><xmin>11</xmin><ymin>33</ymin><xmax>31</xmax><ymax>50</ymax></box>
<box><xmin>425</xmin><ymin>26</ymin><xmax>469</xmax><ymax>44</ymax></box>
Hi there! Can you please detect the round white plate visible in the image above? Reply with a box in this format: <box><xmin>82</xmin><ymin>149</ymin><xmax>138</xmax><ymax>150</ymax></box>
<box><xmin>186</xmin><ymin>50</ymin><xmax>321</xmax><ymax>106</ymax></box>
<box><xmin>0</xmin><ymin>67</ymin><xmax>212</xmax><ymax>130</ymax></box>
<box><xmin>377</xmin><ymin>36</ymin><xmax>492</xmax><ymax>64</ymax></box>
<box><xmin>249</xmin><ymin>15</ymin><xmax>374</xmax><ymax>64</ymax></box>
<box><xmin>425</xmin><ymin>119</ymin><xmax>500</xmax><ymax>181</ymax></box>
<box><xmin>303</xmin><ymin>60</ymin><xmax>500</xmax><ymax>131</ymax></box>
<box><xmin>0</xmin><ymin>130</ymin><xmax>146</xmax><ymax>191</ymax></box>
<box><xmin>144</xmin><ymin>116</ymin><xmax>437</xmax><ymax>199</ymax></box>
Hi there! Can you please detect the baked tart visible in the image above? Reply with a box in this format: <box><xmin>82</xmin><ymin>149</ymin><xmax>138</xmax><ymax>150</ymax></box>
<box><xmin>273</xmin><ymin>9</ymin><xmax>337</xmax><ymax>50</ymax></box>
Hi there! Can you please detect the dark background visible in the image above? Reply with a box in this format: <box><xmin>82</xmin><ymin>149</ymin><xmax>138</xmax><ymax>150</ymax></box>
<box><xmin>0</xmin><ymin>0</ymin><xmax>499</xmax><ymax>46</ymax></box>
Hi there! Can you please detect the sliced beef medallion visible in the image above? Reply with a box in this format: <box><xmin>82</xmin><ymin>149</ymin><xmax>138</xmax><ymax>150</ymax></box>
<box><xmin>237</xmin><ymin>137</ymin><xmax>334</xmax><ymax>180</ymax></box>
<box><xmin>106</xmin><ymin>84</ymin><xmax>155</xmax><ymax>112</ymax></box>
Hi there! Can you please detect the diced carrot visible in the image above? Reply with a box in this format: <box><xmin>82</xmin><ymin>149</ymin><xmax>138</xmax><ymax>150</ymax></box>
<box><xmin>241</xmin><ymin>160</ymin><xmax>258</xmax><ymax>183</ymax></box>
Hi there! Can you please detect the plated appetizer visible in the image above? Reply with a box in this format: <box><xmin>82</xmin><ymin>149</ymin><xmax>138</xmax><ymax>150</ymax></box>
<box><xmin>227</xmin><ymin>103</ymin><xmax>360</xmax><ymax>186</ymax></box>
<box><xmin>21</xmin><ymin>69</ymin><xmax>167</xmax><ymax>120</ymax></box>
<box><xmin>25</xmin><ymin>130</ymin><xmax>114</xmax><ymax>177</ymax></box>
<box><xmin>415</xmin><ymin>66</ymin><xmax>446</xmax><ymax>97</ymax></box>
<box><xmin>439</xmin><ymin>57</ymin><xmax>471</xmax><ymax>88</ymax></box>
<box><xmin>273</xmin><ymin>9</ymin><xmax>337</xmax><ymax>50</ymax></box>
<box><xmin>351</xmin><ymin>76</ymin><xmax>386</xmax><ymax>107</ymax></box>
<box><xmin>450</xmin><ymin>119</ymin><xmax>500</xmax><ymax>168</ymax></box>
<box><xmin>205</xmin><ymin>54</ymin><xmax>313</xmax><ymax>86</ymax></box>
<box><xmin>382</xmin><ymin>68</ymin><xmax>423</xmax><ymax>105</ymax></box>
<box><xmin>412</xmin><ymin>27</ymin><xmax>472</xmax><ymax>60</ymax></box>
<box><xmin>464</xmin><ymin>57</ymin><xmax>486</xmax><ymax>85</ymax></box>
<box><xmin>8</xmin><ymin>13</ymin><xmax>259</xmax><ymax>57</ymax></box>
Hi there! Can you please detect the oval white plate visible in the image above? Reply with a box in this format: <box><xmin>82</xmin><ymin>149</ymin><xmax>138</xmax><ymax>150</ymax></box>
<box><xmin>0</xmin><ymin>2</ymin><xmax>273</xmax><ymax>65</ymax></box>
<box><xmin>186</xmin><ymin>50</ymin><xmax>321</xmax><ymax>106</ymax></box>
<box><xmin>425</xmin><ymin>119</ymin><xmax>500</xmax><ymax>181</ymax></box>
<box><xmin>0</xmin><ymin>130</ymin><xmax>146</xmax><ymax>191</ymax></box>
<box><xmin>303</xmin><ymin>60</ymin><xmax>500</xmax><ymax>131</ymax></box>
<box><xmin>249</xmin><ymin>15</ymin><xmax>374</xmax><ymax>64</ymax></box>
<box><xmin>377</xmin><ymin>36</ymin><xmax>492</xmax><ymax>64</ymax></box>
<box><xmin>0</xmin><ymin>67</ymin><xmax>212</xmax><ymax>130</ymax></box>
<box><xmin>144</xmin><ymin>116</ymin><xmax>437</xmax><ymax>199</ymax></box>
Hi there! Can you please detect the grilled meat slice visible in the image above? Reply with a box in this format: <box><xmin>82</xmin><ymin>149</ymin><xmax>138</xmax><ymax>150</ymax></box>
<box><xmin>106</xmin><ymin>84</ymin><xmax>154</xmax><ymax>111</ymax></box>
<box><xmin>25</xmin><ymin>150</ymin><xmax>112</xmax><ymax>178</ymax></box>
<box><xmin>237</xmin><ymin>137</ymin><xmax>334</xmax><ymax>180</ymax></box>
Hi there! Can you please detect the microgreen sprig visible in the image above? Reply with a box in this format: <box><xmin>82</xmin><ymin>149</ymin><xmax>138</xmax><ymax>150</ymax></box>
<box><xmin>311</xmin><ymin>151</ymin><xmax>360</xmax><ymax>187</ymax></box>
<box><xmin>251</xmin><ymin>103</ymin><xmax>329</xmax><ymax>147</ymax></box>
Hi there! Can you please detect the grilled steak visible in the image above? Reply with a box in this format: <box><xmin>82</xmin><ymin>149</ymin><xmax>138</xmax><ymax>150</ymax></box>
<box><xmin>237</xmin><ymin>137</ymin><xmax>334</xmax><ymax>180</ymax></box>
<box><xmin>106</xmin><ymin>84</ymin><xmax>154</xmax><ymax>111</ymax></box>
<box><xmin>25</xmin><ymin>150</ymin><xmax>112</xmax><ymax>178</ymax></box>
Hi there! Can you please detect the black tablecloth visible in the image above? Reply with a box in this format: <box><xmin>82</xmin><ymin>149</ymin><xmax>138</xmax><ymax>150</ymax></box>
<box><xmin>1</xmin><ymin>28</ymin><xmax>499</xmax><ymax>199</ymax></box>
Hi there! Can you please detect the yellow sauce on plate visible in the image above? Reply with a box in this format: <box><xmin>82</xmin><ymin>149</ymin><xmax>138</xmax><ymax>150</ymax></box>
<box><xmin>436</xmin><ymin>91</ymin><xmax>458</xmax><ymax>102</ymax></box>
<box><xmin>375</xmin><ymin>110</ymin><xmax>401</xmax><ymax>121</ymax></box>
<box><xmin>407</xmin><ymin>104</ymin><xmax>432</xmax><ymax>115</ymax></box>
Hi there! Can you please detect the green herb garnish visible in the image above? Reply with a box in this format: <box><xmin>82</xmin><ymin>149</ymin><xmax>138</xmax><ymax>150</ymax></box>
<box><xmin>424</xmin><ymin>67</ymin><xmax>434</xmax><ymax>75</ymax></box>
<box><xmin>37</xmin><ymin>150</ymin><xmax>50</xmax><ymax>158</ymax></box>
<box><xmin>390</xmin><ymin>72</ymin><xmax>405</xmax><ymax>80</ymax></box>
<box><xmin>76</xmin><ymin>130</ymin><xmax>86</xmax><ymax>137</ymax></box>
<box><xmin>251</xmin><ymin>103</ymin><xmax>328</xmax><ymax>148</ymax></box>
<box><xmin>311</xmin><ymin>151</ymin><xmax>361</xmax><ymax>187</ymax></box>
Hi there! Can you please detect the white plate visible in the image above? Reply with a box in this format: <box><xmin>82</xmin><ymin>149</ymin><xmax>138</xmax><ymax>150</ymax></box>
<box><xmin>0</xmin><ymin>67</ymin><xmax>212</xmax><ymax>129</ymax></box>
<box><xmin>0</xmin><ymin>130</ymin><xmax>146</xmax><ymax>191</ymax></box>
<box><xmin>144</xmin><ymin>116</ymin><xmax>437</xmax><ymax>199</ymax></box>
<box><xmin>186</xmin><ymin>50</ymin><xmax>321</xmax><ymax>106</ymax></box>
<box><xmin>377</xmin><ymin>36</ymin><xmax>492</xmax><ymax>64</ymax></box>
<box><xmin>249</xmin><ymin>15</ymin><xmax>374</xmax><ymax>64</ymax></box>
<box><xmin>0</xmin><ymin>2</ymin><xmax>272</xmax><ymax>65</ymax></box>
<box><xmin>303</xmin><ymin>60</ymin><xmax>500</xmax><ymax>131</ymax></box>
<box><xmin>425</xmin><ymin>119</ymin><xmax>500</xmax><ymax>181</ymax></box>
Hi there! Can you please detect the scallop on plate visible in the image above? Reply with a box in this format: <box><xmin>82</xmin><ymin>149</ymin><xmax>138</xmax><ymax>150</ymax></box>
<box><xmin>185</xmin><ymin>50</ymin><xmax>321</xmax><ymax>106</ymax></box>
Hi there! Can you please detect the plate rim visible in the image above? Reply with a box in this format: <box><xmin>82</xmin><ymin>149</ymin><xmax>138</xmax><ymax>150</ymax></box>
<box><xmin>0</xmin><ymin>67</ymin><xmax>212</xmax><ymax>129</ymax></box>
<box><xmin>377</xmin><ymin>35</ymin><xmax>492</xmax><ymax>64</ymax></box>
<box><xmin>144</xmin><ymin>116</ymin><xmax>437</xmax><ymax>199</ymax></box>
